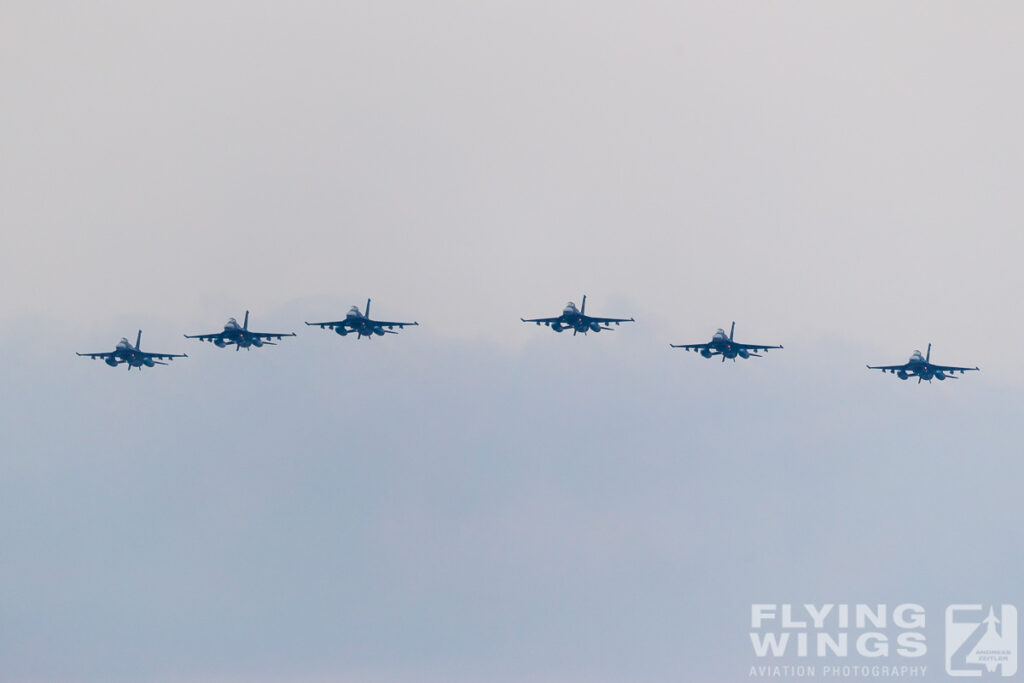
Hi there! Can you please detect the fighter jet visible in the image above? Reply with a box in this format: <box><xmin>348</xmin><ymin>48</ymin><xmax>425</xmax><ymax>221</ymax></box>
<box><xmin>867</xmin><ymin>343</ymin><xmax>979</xmax><ymax>382</ymax></box>
<box><xmin>521</xmin><ymin>295</ymin><xmax>634</xmax><ymax>335</ymax></box>
<box><xmin>305</xmin><ymin>299</ymin><xmax>418</xmax><ymax>339</ymax></box>
<box><xmin>77</xmin><ymin>330</ymin><xmax>187</xmax><ymax>370</ymax></box>
<box><xmin>670</xmin><ymin>322</ymin><xmax>782</xmax><ymax>361</ymax></box>
<box><xmin>185</xmin><ymin>311</ymin><xmax>295</xmax><ymax>350</ymax></box>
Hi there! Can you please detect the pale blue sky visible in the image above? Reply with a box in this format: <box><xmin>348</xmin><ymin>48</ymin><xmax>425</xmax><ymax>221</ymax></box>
<box><xmin>2</xmin><ymin>3</ymin><xmax>1023</xmax><ymax>681</ymax></box>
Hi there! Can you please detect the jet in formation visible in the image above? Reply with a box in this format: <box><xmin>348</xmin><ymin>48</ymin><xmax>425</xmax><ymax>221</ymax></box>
<box><xmin>521</xmin><ymin>295</ymin><xmax>634</xmax><ymax>335</ymax></box>
<box><xmin>185</xmin><ymin>311</ymin><xmax>296</xmax><ymax>350</ymax></box>
<box><xmin>867</xmin><ymin>343</ymin><xmax>979</xmax><ymax>382</ymax></box>
<box><xmin>670</xmin><ymin>322</ymin><xmax>782</xmax><ymax>361</ymax></box>
<box><xmin>77</xmin><ymin>330</ymin><xmax>187</xmax><ymax>370</ymax></box>
<box><xmin>306</xmin><ymin>299</ymin><xmax>418</xmax><ymax>339</ymax></box>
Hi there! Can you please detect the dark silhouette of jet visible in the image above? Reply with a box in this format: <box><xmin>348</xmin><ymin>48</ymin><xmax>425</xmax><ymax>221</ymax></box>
<box><xmin>867</xmin><ymin>343</ymin><xmax>979</xmax><ymax>382</ymax></box>
<box><xmin>77</xmin><ymin>330</ymin><xmax>187</xmax><ymax>370</ymax></box>
<box><xmin>521</xmin><ymin>295</ymin><xmax>634</xmax><ymax>335</ymax></box>
<box><xmin>671</xmin><ymin>322</ymin><xmax>782</xmax><ymax>361</ymax></box>
<box><xmin>306</xmin><ymin>299</ymin><xmax>418</xmax><ymax>339</ymax></box>
<box><xmin>185</xmin><ymin>311</ymin><xmax>295</xmax><ymax>350</ymax></box>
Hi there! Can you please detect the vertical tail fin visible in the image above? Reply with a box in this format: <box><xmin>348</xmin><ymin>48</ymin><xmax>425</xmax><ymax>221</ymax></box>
<box><xmin>243</xmin><ymin>310</ymin><xmax>249</xmax><ymax>330</ymax></box>
<box><xmin>581</xmin><ymin>295</ymin><xmax>587</xmax><ymax>315</ymax></box>
<box><xmin>135</xmin><ymin>330</ymin><xmax>142</xmax><ymax>350</ymax></box>
<box><xmin>729</xmin><ymin>322</ymin><xmax>735</xmax><ymax>341</ymax></box>
<box><xmin>926</xmin><ymin>343</ymin><xmax>931</xmax><ymax>362</ymax></box>
<box><xmin>365</xmin><ymin>298</ymin><xmax>372</xmax><ymax>319</ymax></box>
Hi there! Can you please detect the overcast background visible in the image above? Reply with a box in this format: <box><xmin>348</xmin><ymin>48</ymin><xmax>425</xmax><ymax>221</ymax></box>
<box><xmin>3</xmin><ymin>2</ymin><xmax>1024</xmax><ymax>682</ymax></box>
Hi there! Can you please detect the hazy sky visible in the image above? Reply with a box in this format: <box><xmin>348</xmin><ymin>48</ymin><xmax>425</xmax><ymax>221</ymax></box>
<box><xmin>3</xmin><ymin>3</ymin><xmax>1024</xmax><ymax>682</ymax></box>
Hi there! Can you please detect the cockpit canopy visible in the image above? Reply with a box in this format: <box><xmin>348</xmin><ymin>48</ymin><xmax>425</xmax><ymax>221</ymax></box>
<box><xmin>713</xmin><ymin>328</ymin><xmax>727</xmax><ymax>339</ymax></box>
<box><xmin>226</xmin><ymin>317</ymin><xmax>239</xmax><ymax>327</ymax></box>
<box><xmin>118</xmin><ymin>337</ymin><xmax>130</xmax><ymax>347</ymax></box>
<box><xmin>563</xmin><ymin>302</ymin><xmax>578</xmax><ymax>313</ymax></box>
<box><xmin>910</xmin><ymin>350</ymin><xmax>924</xmax><ymax>361</ymax></box>
<box><xmin>348</xmin><ymin>306</ymin><xmax>363</xmax><ymax>317</ymax></box>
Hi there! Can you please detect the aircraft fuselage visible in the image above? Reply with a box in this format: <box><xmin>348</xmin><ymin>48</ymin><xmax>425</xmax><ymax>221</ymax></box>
<box><xmin>216</xmin><ymin>320</ymin><xmax>263</xmax><ymax>347</ymax></box>
<box><xmin>111</xmin><ymin>341</ymin><xmax>153</xmax><ymax>367</ymax></box>
<box><xmin>707</xmin><ymin>331</ymin><xmax>746</xmax><ymax>358</ymax></box>
<box><xmin>551</xmin><ymin>305</ymin><xmax>603</xmax><ymax>334</ymax></box>
<box><xmin>902</xmin><ymin>358</ymin><xmax>943</xmax><ymax>381</ymax></box>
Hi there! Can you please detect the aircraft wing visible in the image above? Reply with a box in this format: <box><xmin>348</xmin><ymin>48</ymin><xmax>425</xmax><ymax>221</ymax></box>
<box><xmin>521</xmin><ymin>316</ymin><xmax>562</xmax><ymax>324</ymax></box>
<box><xmin>733</xmin><ymin>342</ymin><xmax>783</xmax><ymax>352</ymax></box>
<box><xmin>866</xmin><ymin>363</ymin><xmax>910</xmax><ymax>372</ymax></box>
<box><xmin>249</xmin><ymin>331</ymin><xmax>297</xmax><ymax>340</ymax></box>
<box><xmin>583</xmin><ymin>315</ymin><xmax>635</xmax><ymax>325</ymax></box>
<box><xmin>184</xmin><ymin>332</ymin><xmax>224</xmax><ymax>342</ymax></box>
<box><xmin>76</xmin><ymin>351</ymin><xmax>116</xmax><ymax>359</ymax></box>
<box><xmin>670</xmin><ymin>343</ymin><xmax>711</xmax><ymax>350</ymax></box>
<box><xmin>140</xmin><ymin>350</ymin><xmax>187</xmax><ymax>360</ymax></box>
<box><xmin>305</xmin><ymin>320</ymin><xmax>348</xmax><ymax>330</ymax></box>
<box><xmin>931</xmin><ymin>364</ymin><xmax>980</xmax><ymax>373</ymax></box>
<box><xmin>367</xmin><ymin>319</ymin><xmax>418</xmax><ymax>329</ymax></box>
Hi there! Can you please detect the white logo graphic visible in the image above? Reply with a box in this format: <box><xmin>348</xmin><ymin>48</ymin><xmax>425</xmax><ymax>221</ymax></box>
<box><xmin>946</xmin><ymin>604</ymin><xmax>1018</xmax><ymax>677</ymax></box>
